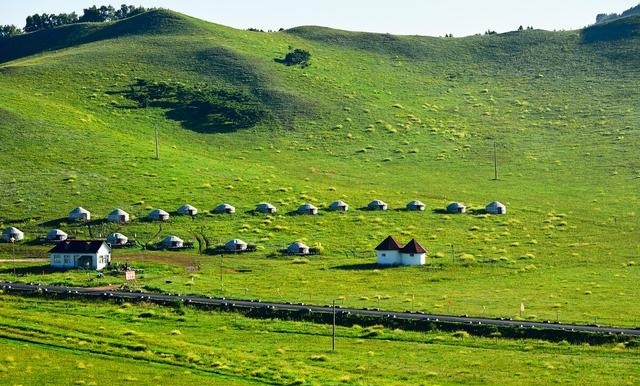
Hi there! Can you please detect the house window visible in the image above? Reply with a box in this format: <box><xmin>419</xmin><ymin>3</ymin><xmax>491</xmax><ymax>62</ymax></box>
<box><xmin>54</xmin><ymin>256</ymin><xmax>61</xmax><ymax>263</ymax></box>
<box><xmin>64</xmin><ymin>255</ymin><xmax>71</xmax><ymax>264</ymax></box>
<box><xmin>381</xmin><ymin>253</ymin><xmax>386</xmax><ymax>257</ymax></box>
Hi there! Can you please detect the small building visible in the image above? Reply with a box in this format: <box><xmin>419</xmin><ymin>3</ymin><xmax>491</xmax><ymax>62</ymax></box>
<box><xmin>406</xmin><ymin>200</ymin><xmax>426</xmax><ymax>211</ymax></box>
<box><xmin>2</xmin><ymin>227</ymin><xmax>24</xmax><ymax>242</ymax></box>
<box><xmin>287</xmin><ymin>241</ymin><xmax>310</xmax><ymax>255</ymax></box>
<box><xmin>298</xmin><ymin>203</ymin><xmax>318</xmax><ymax>215</ymax></box>
<box><xmin>255</xmin><ymin>203</ymin><xmax>276</xmax><ymax>214</ymax></box>
<box><xmin>106</xmin><ymin>232</ymin><xmax>128</xmax><ymax>246</ymax></box>
<box><xmin>375</xmin><ymin>235</ymin><xmax>402</xmax><ymax>265</ymax></box>
<box><xmin>213</xmin><ymin>203</ymin><xmax>236</xmax><ymax>214</ymax></box>
<box><xmin>49</xmin><ymin>240</ymin><xmax>111</xmax><ymax>270</ymax></box>
<box><xmin>107</xmin><ymin>208</ymin><xmax>130</xmax><ymax>223</ymax></box>
<box><xmin>446</xmin><ymin>202</ymin><xmax>466</xmax><ymax>214</ymax></box>
<box><xmin>161</xmin><ymin>235</ymin><xmax>183</xmax><ymax>249</ymax></box>
<box><xmin>485</xmin><ymin>200</ymin><xmax>507</xmax><ymax>215</ymax></box>
<box><xmin>328</xmin><ymin>200</ymin><xmax>349</xmax><ymax>212</ymax></box>
<box><xmin>46</xmin><ymin>229</ymin><xmax>68</xmax><ymax>242</ymax></box>
<box><xmin>225</xmin><ymin>238</ymin><xmax>248</xmax><ymax>252</ymax></box>
<box><xmin>399</xmin><ymin>239</ymin><xmax>427</xmax><ymax>266</ymax></box>
<box><xmin>69</xmin><ymin>206</ymin><xmax>90</xmax><ymax>222</ymax></box>
<box><xmin>148</xmin><ymin>209</ymin><xmax>170</xmax><ymax>221</ymax></box>
<box><xmin>368</xmin><ymin>199</ymin><xmax>388</xmax><ymax>211</ymax></box>
<box><xmin>177</xmin><ymin>204</ymin><xmax>198</xmax><ymax>216</ymax></box>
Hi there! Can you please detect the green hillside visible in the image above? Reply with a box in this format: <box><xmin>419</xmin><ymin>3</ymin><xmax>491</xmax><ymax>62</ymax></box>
<box><xmin>0</xmin><ymin>9</ymin><xmax>639</xmax><ymax>323</ymax></box>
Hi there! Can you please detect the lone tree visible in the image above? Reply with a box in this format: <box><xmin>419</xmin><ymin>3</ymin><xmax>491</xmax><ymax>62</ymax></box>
<box><xmin>279</xmin><ymin>48</ymin><xmax>311</xmax><ymax>68</ymax></box>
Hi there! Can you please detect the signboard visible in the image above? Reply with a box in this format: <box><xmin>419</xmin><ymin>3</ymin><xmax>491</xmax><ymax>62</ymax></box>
<box><xmin>125</xmin><ymin>270</ymin><xmax>136</xmax><ymax>281</ymax></box>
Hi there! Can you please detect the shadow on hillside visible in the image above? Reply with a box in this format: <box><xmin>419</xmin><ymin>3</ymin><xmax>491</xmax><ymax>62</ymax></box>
<box><xmin>38</xmin><ymin>217</ymin><xmax>69</xmax><ymax>228</ymax></box>
<box><xmin>0</xmin><ymin>264</ymin><xmax>54</xmax><ymax>275</ymax></box>
<box><xmin>331</xmin><ymin>263</ymin><xmax>381</xmax><ymax>271</ymax></box>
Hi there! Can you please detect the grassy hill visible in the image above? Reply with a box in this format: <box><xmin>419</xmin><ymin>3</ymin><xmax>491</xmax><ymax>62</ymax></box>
<box><xmin>0</xmin><ymin>9</ymin><xmax>639</xmax><ymax>325</ymax></box>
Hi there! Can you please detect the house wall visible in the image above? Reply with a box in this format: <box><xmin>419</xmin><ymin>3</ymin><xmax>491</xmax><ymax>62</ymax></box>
<box><xmin>376</xmin><ymin>250</ymin><xmax>401</xmax><ymax>265</ymax></box>
<box><xmin>401</xmin><ymin>252</ymin><xmax>425</xmax><ymax>266</ymax></box>
<box><xmin>50</xmin><ymin>244</ymin><xmax>111</xmax><ymax>270</ymax></box>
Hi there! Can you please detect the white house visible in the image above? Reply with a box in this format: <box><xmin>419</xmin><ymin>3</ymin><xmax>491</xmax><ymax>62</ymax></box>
<box><xmin>406</xmin><ymin>200</ymin><xmax>426</xmax><ymax>211</ymax></box>
<box><xmin>49</xmin><ymin>240</ymin><xmax>111</xmax><ymax>270</ymax></box>
<box><xmin>148</xmin><ymin>209</ymin><xmax>170</xmax><ymax>221</ymax></box>
<box><xmin>446</xmin><ymin>202</ymin><xmax>466</xmax><ymax>214</ymax></box>
<box><xmin>399</xmin><ymin>239</ymin><xmax>427</xmax><ymax>266</ymax></box>
<box><xmin>213</xmin><ymin>203</ymin><xmax>236</xmax><ymax>214</ymax></box>
<box><xmin>328</xmin><ymin>200</ymin><xmax>349</xmax><ymax>212</ymax></box>
<box><xmin>177</xmin><ymin>204</ymin><xmax>198</xmax><ymax>216</ymax></box>
<box><xmin>46</xmin><ymin>229</ymin><xmax>68</xmax><ymax>242</ymax></box>
<box><xmin>2</xmin><ymin>227</ymin><xmax>24</xmax><ymax>242</ymax></box>
<box><xmin>107</xmin><ymin>208</ymin><xmax>130</xmax><ymax>223</ymax></box>
<box><xmin>368</xmin><ymin>199</ymin><xmax>388</xmax><ymax>211</ymax></box>
<box><xmin>255</xmin><ymin>203</ymin><xmax>276</xmax><ymax>214</ymax></box>
<box><xmin>485</xmin><ymin>201</ymin><xmax>507</xmax><ymax>214</ymax></box>
<box><xmin>287</xmin><ymin>241</ymin><xmax>310</xmax><ymax>255</ymax></box>
<box><xmin>225</xmin><ymin>238</ymin><xmax>247</xmax><ymax>252</ymax></box>
<box><xmin>69</xmin><ymin>206</ymin><xmax>91</xmax><ymax>222</ymax></box>
<box><xmin>161</xmin><ymin>235</ymin><xmax>183</xmax><ymax>249</ymax></box>
<box><xmin>298</xmin><ymin>203</ymin><xmax>318</xmax><ymax>215</ymax></box>
<box><xmin>375</xmin><ymin>235</ymin><xmax>402</xmax><ymax>265</ymax></box>
<box><xmin>106</xmin><ymin>232</ymin><xmax>128</xmax><ymax>246</ymax></box>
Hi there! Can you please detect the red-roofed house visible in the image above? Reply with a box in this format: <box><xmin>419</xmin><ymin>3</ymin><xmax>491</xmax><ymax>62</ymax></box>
<box><xmin>375</xmin><ymin>235</ymin><xmax>402</xmax><ymax>265</ymax></box>
<box><xmin>399</xmin><ymin>239</ymin><xmax>427</xmax><ymax>266</ymax></box>
<box><xmin>375</xmin><ymin>236</ymin><xmax>427</xmax><ymax>266</ymax></box>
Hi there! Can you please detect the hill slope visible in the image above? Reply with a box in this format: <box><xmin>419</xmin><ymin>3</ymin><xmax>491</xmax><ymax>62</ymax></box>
<box><xmin>0</xmin><ymin>9</ymin><xmax>638</xmax><ymax>325</ymax></box>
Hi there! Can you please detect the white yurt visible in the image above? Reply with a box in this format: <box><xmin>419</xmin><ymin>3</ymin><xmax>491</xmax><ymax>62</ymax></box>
<box><xmin>69</xmin><ymin>206</ymin><xmax>90</xmax><ymax>222</ymax></box>
<box><xmin>368</xmin><ymin>199</ymin><xmax>388</xmax><ymax>211</ymax></box>
<box><xmin>485</xmin><ymin>201</ymin><xmax>507</xmax><ymax>214</ymax></box>
<box><xmin>298</xmin><ymin>203</ymin><xmax>318</xmax><ymax>215</ymax></box>
<box><xmin>255</xmin><ymin>203</ymin><xmax>276</xmax><ymax>214</ymax></box>
<box><xmin>225</xmin><ymin>238</ymin><xmax>248</xmax><ymax>252</ymax></box>
<box><xmin>328</xmin><ymin>200</ymin><xmax>349</xmax><ymax>211</ymax></box>
<box><xmin>287</xmin><ymin>241</ymin><xmax>310</xmax><ymax>255</ymax></box>
<box><xmin>213</xmin><ymin>203</ymin><xmax>236</xmax><ymax>214</ymax></box>
<box><xmin>107</xmin><ymin>208</ymin><xmax>130</xmax><ymax>223</ymax></box>
<box><xmin>2</xmin><ymin>227</ymin><xmax>24</xmax><ymax>242</ymax></box>
<box><xmin>46</xmin><ymin>229</ymin><xmax>68</xmax><ymax>242</ymax></box>
<box><xmin>161</xmin><ymin>235</ymin><xmax>184</xmax><ymax>249</ymax></box>
<box><xmin>406</xmin><ymin>200</ymin><xmax>426</xmax><ymax>211</ymax></box>
<box><xmin>446</xmin><ymin>202</ymin><xmax>466</xmax><ymax>214</ymax></box>
<box><xmin>148</xmin><ymin>209</ymin><xmax>170</xmax><ymax>221</ymax></box>
<box><xmin>106</xmin><ymin>232</ymin><xmax>128</xmax><ymax>246</ymax></box>
<box><xmin>177</xmin><ymin>204</ymin><xmax>198</xmax><ymax>216</ymax></box>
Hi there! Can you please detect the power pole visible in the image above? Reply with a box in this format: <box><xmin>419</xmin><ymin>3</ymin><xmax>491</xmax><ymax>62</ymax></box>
<box><xmin>155</xmin><ymin>126</ymin><xmax>159</xmax><ymax>160</ymax></box>
<box><xmin>493</xmin><ymin>140</ymin><xmax>498</xmax><ymax>180</ymax></box>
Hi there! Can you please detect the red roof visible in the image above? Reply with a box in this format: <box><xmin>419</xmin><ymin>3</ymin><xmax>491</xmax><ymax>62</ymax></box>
<box><xmin>399</xmin><ymin>239</ymin><xmax>427</xmax><ymax>254</ymax></box>
<box><xmin>375</xmin><ymin>235</ymin><xmax>402</xmax><ymax>251</ymax></box>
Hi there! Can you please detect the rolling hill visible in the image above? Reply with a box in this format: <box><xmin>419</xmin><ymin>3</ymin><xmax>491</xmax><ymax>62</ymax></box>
<box><xmin>0</xmin><ymin>8</ymin><xmax>638</xmax><ymax>322</ymax></box>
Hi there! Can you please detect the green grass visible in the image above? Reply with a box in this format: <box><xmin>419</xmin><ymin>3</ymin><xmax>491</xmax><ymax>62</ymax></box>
<box><xmin>0</xmin><ymin>9</ymin><xmax>639</xmax><ymax>382</ymax></box>
<box><xmin>0</xmin><ymin>294</ymin><xmax>638</xmax><ymax>385</ymax></box>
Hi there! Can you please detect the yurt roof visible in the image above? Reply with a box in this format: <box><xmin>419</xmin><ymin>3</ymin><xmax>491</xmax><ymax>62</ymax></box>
<box><xmin>47</xmin><ymin>229</ymin><xmax>68</xmax><ymax>237</ymax></box>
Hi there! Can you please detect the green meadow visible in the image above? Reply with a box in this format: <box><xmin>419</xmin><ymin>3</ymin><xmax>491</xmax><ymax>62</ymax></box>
<box><xmin>1</xmin><ymin>295</ymin><xmax>638</xmax><ymax>386</ymax></box>
<box><xmin>0</xmin><ymin>8</ymin><xmax>639</xmax><ymax>383</ymax></box>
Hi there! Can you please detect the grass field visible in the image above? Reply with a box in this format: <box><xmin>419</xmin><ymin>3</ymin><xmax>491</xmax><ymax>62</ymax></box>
<box><xmin>1</xmin><ymin>294</ymin><xmax>638</xmax><ymax>385</ymax></box>
<box><xmin>0</xmin><ymin>8</ymin><xmax>639</xmax><ymax>384</ymax></box>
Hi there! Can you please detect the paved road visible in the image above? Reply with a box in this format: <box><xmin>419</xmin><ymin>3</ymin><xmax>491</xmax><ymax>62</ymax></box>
<box><xmin>1</xmin><ymin>281</ymin><xmax>638</xmax><ymax>336</ymax></box>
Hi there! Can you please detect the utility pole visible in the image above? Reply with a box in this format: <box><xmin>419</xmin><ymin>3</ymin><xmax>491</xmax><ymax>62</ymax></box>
<box><xmin>155</xmin><ymin>126</ymin><xmax>159</xmax><ymax>160</ymax></box>
<box><xmin>493</xmin><ymin>140</ymin><xmax>498</xmax><ymax>180</ymax></box>
<box><xmin>332</xmin><ymin>299</ymin><xmax>336</xmax><ymax>351</ymax></box>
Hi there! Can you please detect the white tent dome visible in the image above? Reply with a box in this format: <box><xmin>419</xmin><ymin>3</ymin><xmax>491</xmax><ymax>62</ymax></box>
<box><xmin>328</xmin><ymin>200</ymin><xmax>349</xmax><ymax>211</ymax></box>
<box><xmin>2</xmin><ymin>227</ymin><xmax>24</xmax><ymax>242</ymax></box>
<box><xmin>225</xmin><ymin>238</ymin><xmax>247</xmax><ymax>251</ymax></box>
<box><xmin>177</xmin><ymin>204</ymin><xmax>198</xmax><ymax>216</ymax></box>
<box><xmin>46</xmin><ymin>229</ymin><xmax>68</xmax><ymax>241</ymax></box>
<box><xmin>108</xmin><ymin>208</ymin><xmax>130</xmax><ymax>223</ymax></box>
<box><xmin>213</xmin><ymin>203</ymin><xmax>236</xmax><ymax>214</ymax></box>
<box><xmin>69</xmin><ymin>206</ymin><xmax>91</xmax><ymax>222</ymax></box>
<box><xmin>106</xmin><ymin>232</ymin><xmax>128</xmax><ymax>245</ymax></box>
<box><xmin>161</xmin><ymin>235</ymin><xmax>184</xmax><ymax>248</ymax></box>
<box><xmin>149</xmin><ymin>209</ymin><xmax>170</xmax><ymax>221</ymax></box>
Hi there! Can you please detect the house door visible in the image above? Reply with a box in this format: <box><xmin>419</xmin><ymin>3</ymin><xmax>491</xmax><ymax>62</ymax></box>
<box><xmin>78</xmin><ymin>255</ymin><xmax>93</xmax><ymax>269</ymax></box>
